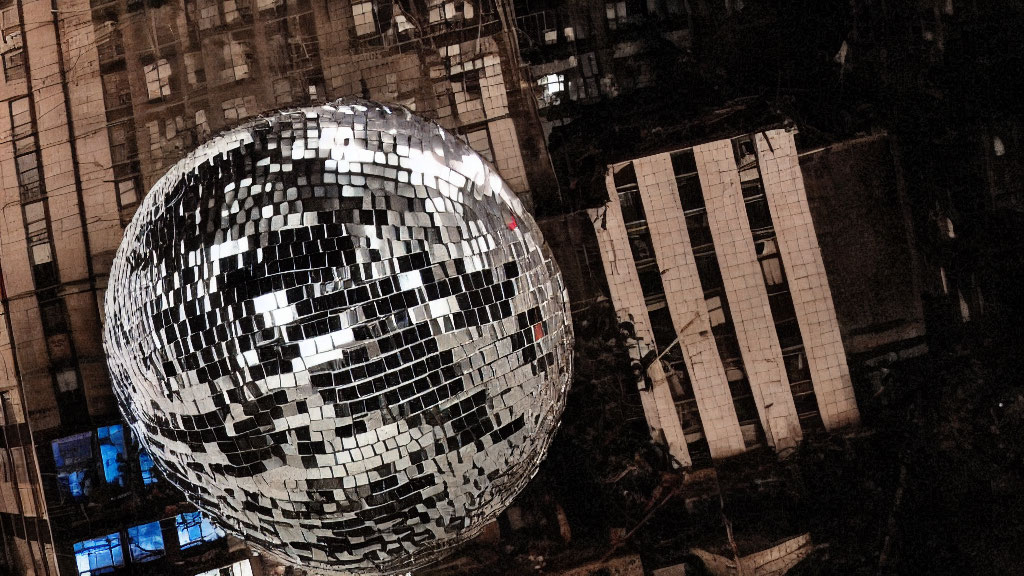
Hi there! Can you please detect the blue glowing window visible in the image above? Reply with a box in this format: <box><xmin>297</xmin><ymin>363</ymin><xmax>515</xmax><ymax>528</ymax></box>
<box><xmin>176</xmin><ymin>511</ymin><xmax>224</xmax><ymax>550</ymax></box>
<box><xmin>127</xmin><ymin>521</ymin><xmax>164</xmax><ymax>562</ymax></box>
<box><xmin>139</xmin><ymin>449</ymin><xmax>159</xmax><ymax>485</ymax></box>
<box><xmin>73</xmin><ymin>532</ymin><xmax>124</xmax><ymax>576</ymax></box>
<box><xmin>96</xmin><ymin>424</ymin><xmax>127</xmax><ymax>487</ymax></box>
<box><xmin>52</xmin><ymin>432</ymin><xmax>94</xmax><ymax>500</ymax></box>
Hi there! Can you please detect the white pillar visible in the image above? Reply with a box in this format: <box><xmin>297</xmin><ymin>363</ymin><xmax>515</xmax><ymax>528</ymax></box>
<box><xmin>756</xmin><ymin>129</ymin><xmax>860</xmax><ymax>429</ymax></box>
<box><xmin>587</xmin><ymin>169</ymin><xmax>691</xmax><ymax>466</ymax></box>
<box><xmin>633</xmin><ymin>153</ymin><xmax>745</xmax><ymax>459</ymax></box>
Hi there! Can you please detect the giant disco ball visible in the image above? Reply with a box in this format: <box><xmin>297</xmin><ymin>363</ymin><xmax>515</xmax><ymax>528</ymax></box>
<box><xmin>103</xmin><ymin>99</ymin><xmax>572</xmax><ymax>574</ymax></box>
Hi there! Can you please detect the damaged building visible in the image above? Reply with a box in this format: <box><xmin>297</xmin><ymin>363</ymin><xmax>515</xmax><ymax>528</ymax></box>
<box><xmin>541</xmin><ymin>119</ymin><xmax>927</xmax><ymax>467</ymax></box>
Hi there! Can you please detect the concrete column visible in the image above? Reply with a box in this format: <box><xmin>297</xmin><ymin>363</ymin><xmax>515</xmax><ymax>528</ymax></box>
<box><xmin>587</xmin><ymin>169</ymin><xmax>691</xmax><ymax>466</ymax></box>
<box><xmin>633</xmin><ymin>153</ymin><xmax>745</xmax><ymax>459</ymax></box>
<box><xmin>694</xmin><ymin>140</ymin><xmax>802</xmax><ymax>451</ymax></box>
<box><xmin>756</xmin><ymin>129</ymin><xmax>860</xmax><ymax>429</ymax></box>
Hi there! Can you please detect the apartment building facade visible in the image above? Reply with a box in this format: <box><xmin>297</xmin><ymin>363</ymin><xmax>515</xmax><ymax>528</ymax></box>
<box><xmin>589</xmin><ymin>128</ymin><xmax>924</xmax><ymax>467</ymax></box>
<box><xmin>0</xmin><ymin>0</ymin><xmax>553</xmax><ymax>574</ymax></box>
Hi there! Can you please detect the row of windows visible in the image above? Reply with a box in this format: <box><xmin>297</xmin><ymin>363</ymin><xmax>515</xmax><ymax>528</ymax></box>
<box><xmin>51</xmin><ymin>424</ymin><xmax>159</xmax><ymax>503</ymax></box>
<box><xmin>353</xmin><ymin>0</ymin><xmax>476</xmax><ymax>40</ymax></box>
<box><xmin>73</xmin><ymin>512</ymin><xmax>228</xmax><ymax>576</ymax></box>
<box><xmin>8</xmin><ymin>97</ymin><xmax>94</xmax><ymax>419</ymax></box>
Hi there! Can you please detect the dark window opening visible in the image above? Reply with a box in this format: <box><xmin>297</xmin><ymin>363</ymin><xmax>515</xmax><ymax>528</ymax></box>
<box><xmin>671</xmin><ymin>149</ymin><xmax>697</xmax><ymax>176</ymax></box>
<box><xmin>685</xmin><ymin>211</ymin><xmax>713</xmax><ymax>249</ymax></box>
<box><xmin>636</xmin><ymin>264</ymin><xmax>665</xmax><ymax>301</ymax></box>
<box><xmin>40</xmin><ymin>300</ymin><xmax>69</xmax><ymax>336</ymax></box>
<box><xmin>775</xmin><ymin>318</ymin><xmax>803</xmax><ymax>350</ymax></box>
<box><xmin>461</xmin><ymin>69</ymin><xmax>481</xmax><ymax>99</ymax></box>
<box><xmin>617</xmin><ymin>188</ymin><xmax>645</xmax><ymax>225</ymax></box>
<box><xmin>613</xmin><ymin>161</ymin><xmax>637</xmax><ymax>189</ymax></box>
<box><xmin>745</xmin><ymin>196</ymin><xmax>774</xmax><ymax>234</ymax></box>
<box><xmin>695</xmin><ymin>253</ymin><xmax>724</xmax><ymax>291</ymax></box>
<box><xmin>648</xmin><ymin>301</ymin><xmax>677</xmax><ymax>351</ymax></box>
<box><xmin>627</xmin><ymin>229</ymin><xmax>656</xmax><ymax>263</ymax></box>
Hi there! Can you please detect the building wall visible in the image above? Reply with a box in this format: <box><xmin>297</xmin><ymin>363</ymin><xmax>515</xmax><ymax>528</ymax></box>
<box><xmin>1</xmin><ymin>0</ymin><xmax>557</xmax><ymax>573</ymax></box>
<box><xmin>799</xmin><ymin>135</ymin><xmax>928</xmax><ymax>361</ymax></box>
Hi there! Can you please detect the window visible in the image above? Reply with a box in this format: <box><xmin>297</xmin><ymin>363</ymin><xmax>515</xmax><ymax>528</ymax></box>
<box><xmin>537</xmin><ymin>73</ymin><xmax>564</xmax><ymax>107</ymax></box>
<box><xmin>53</xmin><ymin>433</ymin><xmax>93</xmax><ymax>499</ymax></box>
<box><xmin>776</xmin><ymin>317</ymin><xmax>802</xmax><ymax>349</ymax></box>
<box><xmin>116</xmin><ymin>177</ymin><xmax>139</xmax><ymax>209</ymax></box>
<box><xmin>428</xmin><ymin>0</ymin><xmax>474</xmax><ymax>25</ymax></box>
<box><xmin>617</xmin><ymin>188</ymin><xmax>645</xmax><ymax>225</ymax></box>
<box><xmin>705</xmin><ymin>295</ymin><xmax>726</xmax><ymax>330</ymax></box>
<box><xmin>745</xmin><ymin>196</ymin><xmax>773</xmax><ymax>234</ymax></box>
<box><xmin>694</xmin><ymin>252</ymin><xmax>723</xmax><ymax>291</ymax></box>
<box><xmin>605</xmin><ymin>1</ymin><xmax>627</xmax><ymax>29</ymax></box>
<box><xmin>636</xmin><ymin>264</ymin><xmax>664</xmax><ymax>301</ymax></box>
<box><xmin>676</xmin><ymin>175</ymin><xmax>703</xmax><ymax>213</ymax></box>
<box><xmin>543</xmin><ymin>29</ymin><xmax>557</xmax><ymax>44</ymax></box>
<box><xmin>671</xmin><ymin>149</ymin><xmax>697</xmax><ymax>176</ymax></box>
<box><xmin>24</xmin><ymin>200</ymin><xmax>48</xmax><ymax>248</ymax></box>
<box><xmin>107</xmin><ymin>122</ymin><xmax>135</xmax><ymax>165</ymax></box>
<box><xmin>139</xmin><ymin>449</ymin><xmax>159</xmax><ymax>485</ymax></box>
<box><xmin>15</xmin><ymin>150</ymin><xmax>42</xmax><ymax>201</ymax></box>
<box><xmin>628</xmin><ymin>230</ymin><xmax>655</xmax><ymax>263</ymax></box>
<box><xmin>74</xmin><ymin>533</ymin><xmax>124</xmax><ymax>576</ymax></box>
<box><xmin>783</xmin><ymin>350</ymin><xmax>811</xmax><ymax>383</ymax></box>
<box><xmin>128</xmin><ymin>521</ymin><xmax>164</xmax><ymax>562</ymax></box>
<box><xmin>10</xmin><ymin>97</ymin><xmax>31</xmax><ymax>138</ymax></box>
<box><xmin>97</xmin><ymin>424</ymin><xmax>127</xmax><ymax>487</ymax></box>
<box><xmin>55</xmin><ymin>368</ymin><xmax>78</xmax><ymax>393</ymax></box>
<box><xmin>459</xmin><ymin>68</ymin><xmax>481</xmax><ymax>99</ymax></box>
<box><xmin>101</xmin><ymin>70</ymin><xmax>132</xmax><ymax>111</ymax></box>
<box><xmin>648</xmin><ymin>301</ymin><xmax>678</xmax><ymax>351</ymax></box>
<box><xmin>1</xmin><ymin>4</ymin><xmax>18</xmax><ymax>37</ymax></box>
<box><xmin>39</xmin><ymin>299</ymin><xmax>68</xmax><ymax>335</ymax></box>
<box><xmin>2</xmin><ymin>46</ymin><xmax>23</xmax><ymax>81</ymax></box>
<box><xmin>143</xmin><ymin>58</ymin><xmax>172</xmax><ymax>100</ymax></box>
<box><xmin>685</xmin><ymin>212</ymin><xmax>713</xmax><ymax>248</ymax></box>
<box><xmin>176</xmin><ymin>511</ymin><xmax>224</xmax><ymax>550</ymax></box>
<box><xmin>733</xmin><ymin>136</ymin><xmax>761</xmax><ymax>182</ymax></box>
<box><xmin>24</xmin><ymin>198</ymin><xmax>56</xmax><ymax>286</ymax></box>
